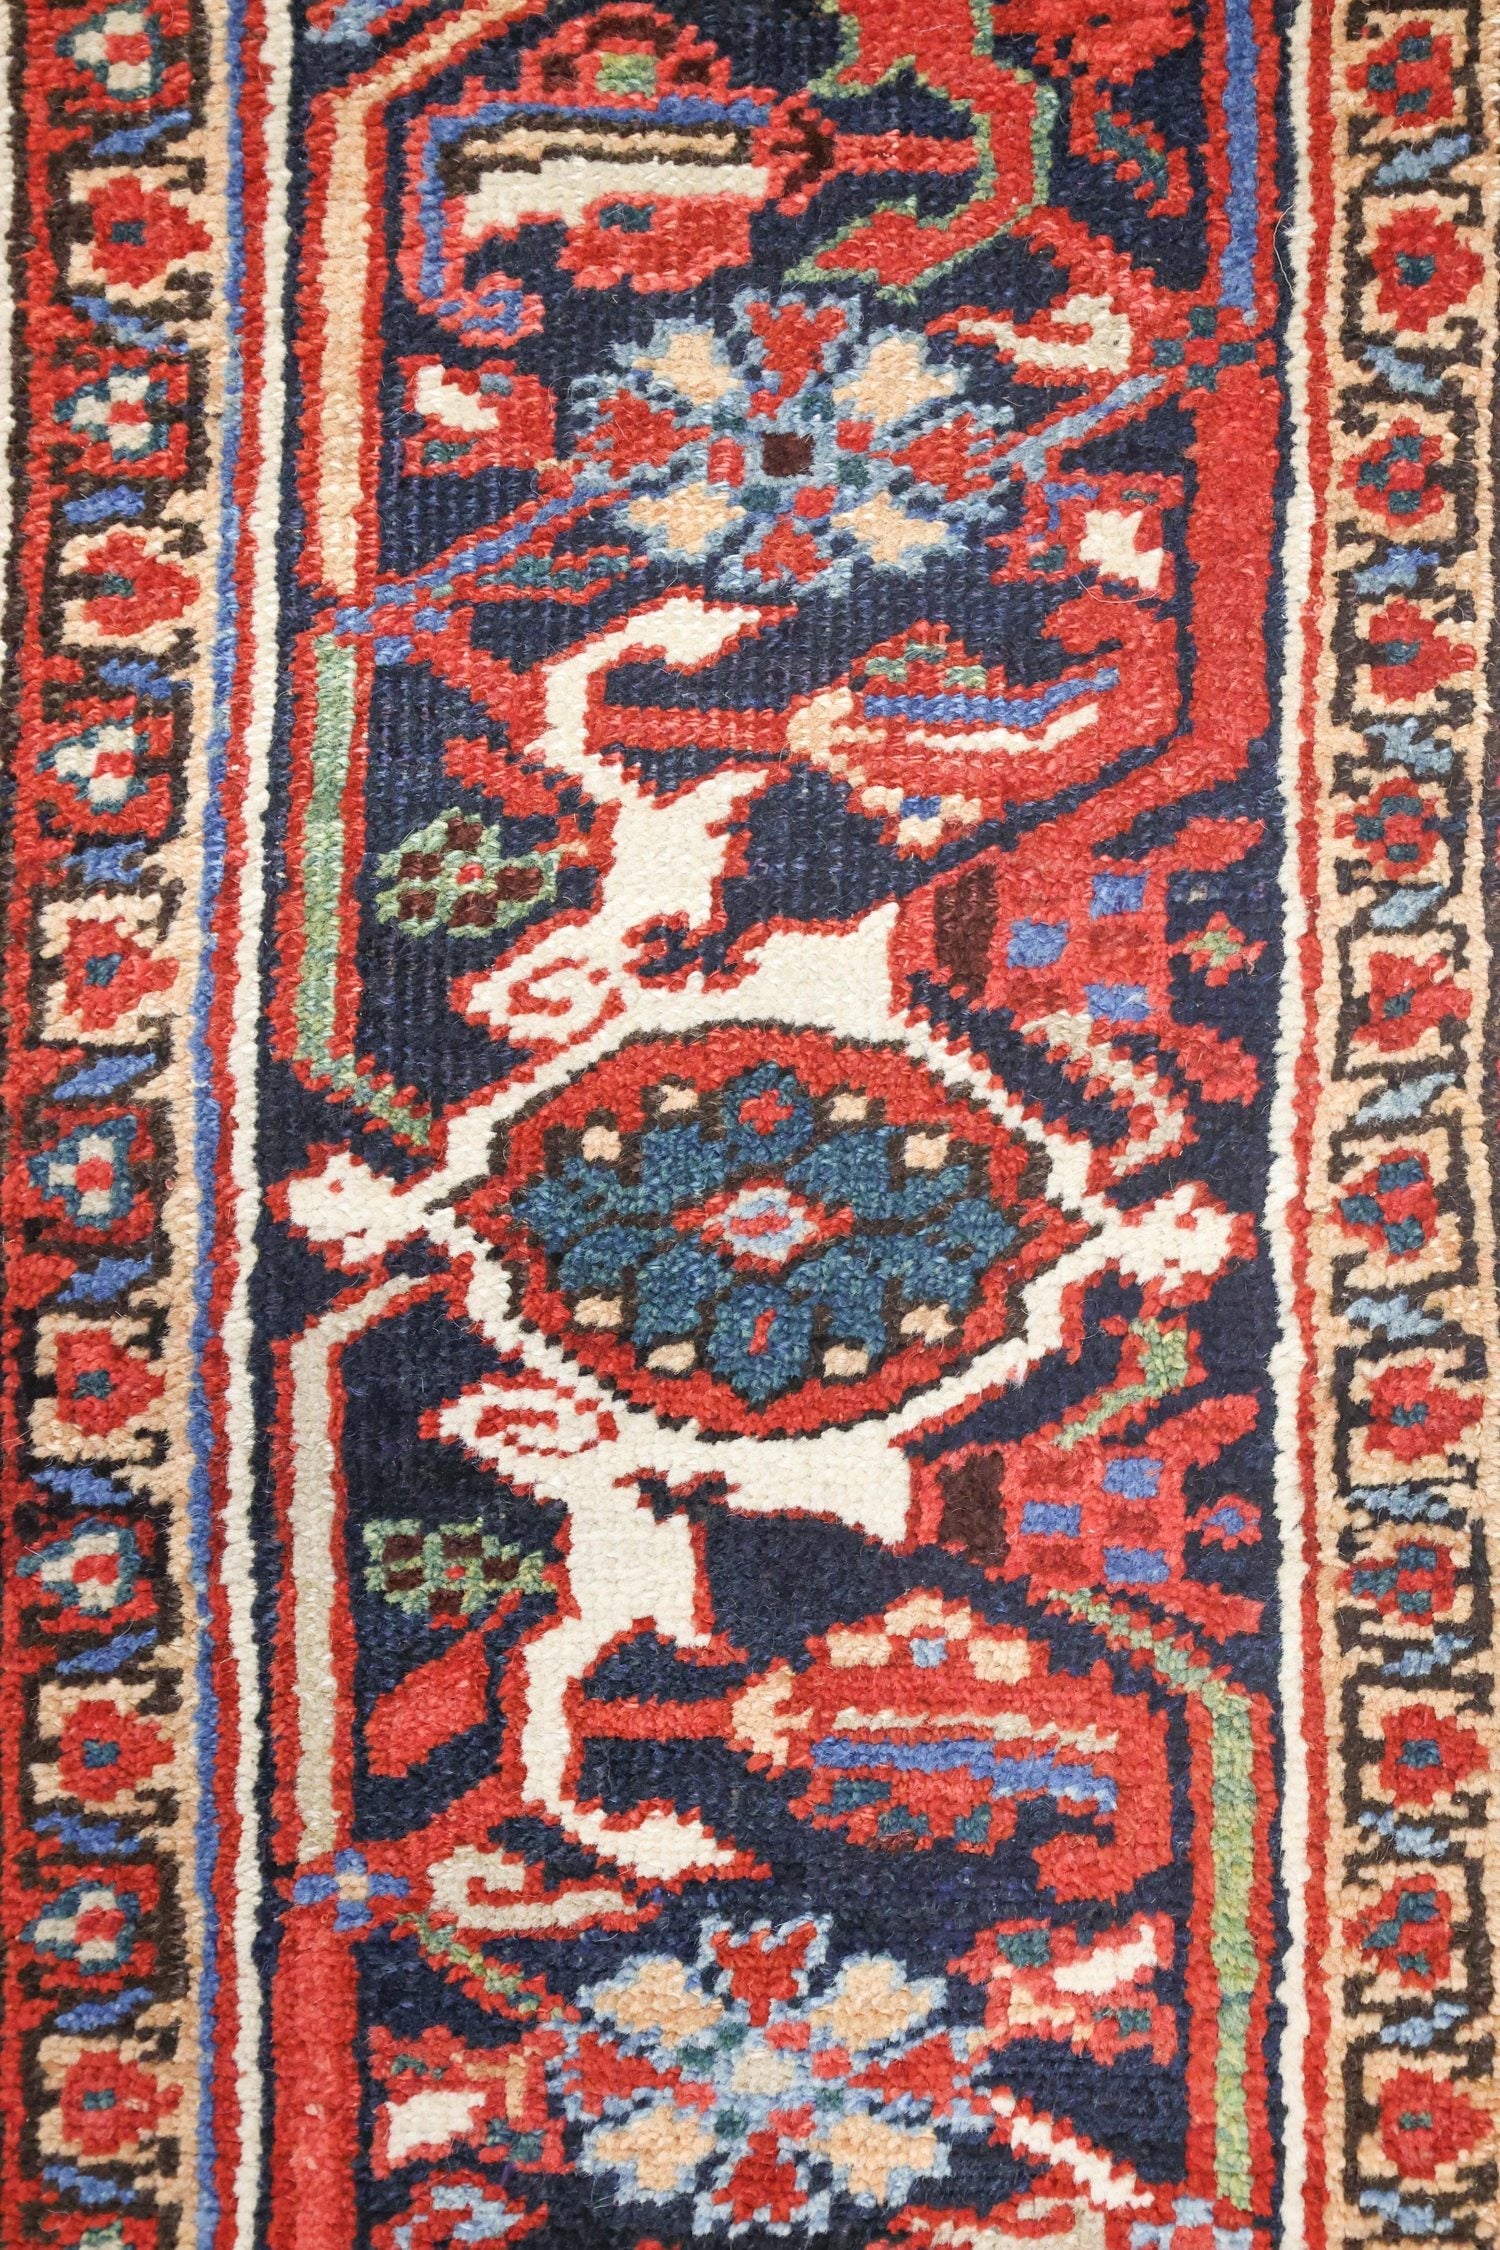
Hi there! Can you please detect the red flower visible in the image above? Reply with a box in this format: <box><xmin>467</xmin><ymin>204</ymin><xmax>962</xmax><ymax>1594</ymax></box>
<box><xmin>1338</xmin><ymin>779</ymin><xmax>1443</xmax><ymax>877</ymax></box>
<box><xmin>1348</xmin><ymin>23</ymin><xmax>1456</xmax><ymax>125</ymax></box>
<box><xmin>1379</xmin><ymin>1703</ymin><xmax>1485</xmax><ymax>1808</ymax></box>
<box><xmin>1371</xmin><ymin>210</ymin><xmax>1483</xmax><ymax>330</ymax></box>
<box><xmin>1337</xmin><ymin>1149</ymin><xmax>1438</xmax><ymax>1260</ymax></box>
<box><xmin>1349</xmin><ymin>1537</ymin><xmax>1456</xmax><ymax>1624</ymax></box>
<box><xmin>73</xmin><ymin>529</ymin><xmax>196</xmax><ymax>640</ymax></box>
<box><xmin>748</xmin><ymin>299</ymin><xmax>849</xmax><ymax>410</ymax></box>
<box><xmin>1194</xmin><ymin>1494</ymin><xmax>1261</xmax><ymax>1549</ymax></box>
<box><xmin>1347</xmin><ymin>1875</ymin><xmax>1452</xmax><ymax>1987</ymax></box>
<box><xmin>58</xmin><ymin>1698</ymin><xmax>173</xmax><ymax>1804</ymax></box>
<box><xmin>1173</xmin><ymin>912</ymin><xmax>1262</xmax><ymax>987</ymax></box>
<box><xmin>1367</xmin><ymin>600</ymin><xmax>1474</xmax><ymax>701</ymax></box>
<box><xmin>59</xmin><ymin>2048</ymin><xmax>180</xmax><ymax>2159</ymax></box>
<box><xmin>1347</xmin><ymin>421</ymin><xmax>1446</xmax><ymax>526</ymax></box>
<box><xmin>59</xmin><ymin>916</ymin><xmax>176</xmax><ymax>1031</ymax></box>
<box><xmin>564</xmin><ymin>2033</ymin><xmax>676</xmax><ymax>2118</ymax></box>
<box><xmin>707</xmin><ymin>438</ymin><xmax>746</xmax><ymax>485</ymax></box>
<box><xmin>86</xmin><ymin>177</ymin><xmax>209</xmax><ymax>288</ymax></box>
<box><xmin>1366</xmin><ymin>1362</ymin><xmax>1482</xmax><ymax>1463</ymax></box>
<box><xmin>1378</xmin><ymin>2069</ymin><xmax>1486</xmax><ymax>2178</ymax></box>
<box><xmin>54</xmin><ymin>1328</ymin><xmax>165</xmax><ymax>1436</ymax></box>
<box><xmin>891</xmin><ymin>415</ymin><xmax>998</xmax><ymax>501</ymax></box>
<box><xmin>1357</xmin><ymin>951</ymin><xmax>1469</xmax><ymax>1052</ymax></box>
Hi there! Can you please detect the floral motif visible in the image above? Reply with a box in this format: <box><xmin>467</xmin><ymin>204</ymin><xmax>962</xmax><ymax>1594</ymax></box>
<box><xmin>955</xmin><ymin>1913</ymin><xmax>1177</xmax><ymax>2065</ymax></box>
<box><xmin>65</xmin><ymin>528</ymin><xmax>197</xmax><ymax>644</ymax></box>
<box><xmin>1349</xmin><ymin>1539</ymin><xmax>1455</xmax><ymax>1624</ymax></box>
<box><xmin>1338</xmin><ymin>1152</ymin><xmax>1438</xmax><ymax>1260</ymax></box>
<box><xmin>573</xmin><ymin>292</ymin><xmax>1012</xmax><ymax>595</ymax></box>
<box><xmin>293</xmin><ymin>1848</ymin><xmax>409</xmax><ymax>1932</ymax></box>
<box><xmin>1378</xmin><ymin>1704</ymin><xmax>1485</xmax><ymax>1808</ymax></box>
<box><xmin>1174</xmin><ymin>913</ymin><xmax>1263</xmax><ymax>987</ymax></box>
<box><xmin>61</xmin><ymin>1</ymin><xmax>180</xmax><ymax>103</ymax></box>
<box><xmin>407</xmin><ymin>6</ymin><xmax>835</xmax><ymax>304</ymax></box>
<box><xmin>82</xmin><ymin>177</ymin><xmax>207</xmax><ymax>289</ymax></box>
<box><xmin>401</xmin><ymin>363</ymin><xmax>556</xmax><ymax>478</ymax></box>
<box><xmin>1337</xmin><ymin>780</ymin><xmax>1444</xmax><ymax>877</ymax></box>
<box><xmin>1356</xmin><ymin>951</ymin><xmax>1470</xmax><ymax>1053</ymax></box>
<box><xmin>371</xmin><ymin>2025</ymin><xmax>561</xmax><ymax>2175</ymax></box>
<box><xmin>375</xmin><ymin>811</ymin><xmax>558</xmax><ymax>940</ymax></box>
<box><xmin>785</xmin><ymin>607</ymin><xmax>1175</xmax><ymax>855</ymax></box>
<box><xmin>56</xmin><ymin>366</ymin><xmax>179</xmax><ymax>466</ymax></box>
<box><xmin>463</xmin><ymin>1031</ymin><xmax>1073</xmax><ymax>1431</ymax></box>
<box><xmin>1348</xmin><ymin>22</ymin><xmax>1456</xmax><ymax>126</ymax></box>
<box><xmin>1376</xmin><ymin>2069</ymin><xmax>1487</xmax><ymax>2178</ymax></box>
<box><xmin>1194</xmin><ymin>1494</ymin><xmax>1261</xmax><ymax>1549</ymax></box>
<box><xmin>25</xmin><ymin>1880</ymin><xmax>145</xmax><ymax>1977</ymax></box>
<box><xmin>29</xmin><ymin>1118</ymin><xmax>139</xmax><ymax>1229</ymax></box>
<box><xmin>727</xmin><ymin>1593</ymin><xmax>1172</xmax><ymax>1899</ymax></box>
<box><xmin>18</xmin><ymin>1520</ymin><xmax>146</xmax><ymax>1622</ymax></box>
<box><xmin>1370</xmin><ymin>209</ymin><xmax>1483</xmax><ymax>330</ymax></box>
<box><xmin>552</xmin><ymin>1918</ymin><xmax>998</xmax><ymax>2235</ymax></box>
<box><xmin>55</xmin><ymin>1698</ymin><xmax>172</xmax><ymax>1804</ymax></box>
<box><xmin>56</xmin><ymin>2047</ymin><xmax>179</xmax><ymax>2160</ymax></box>
<box><xmin>1364</xmin><ymin>1363</ymin><xmax>1483</xmax><ymax>1464</ymax></box>
<box><xmin>1348</xmin><ymin>1876</ymin><xmax>1452</xmax><ymax>1987</ymax></box>
<box><xmin>1347</xmin><ymin>420</ymin><xmax>1447</xmax><ymax>525</ymax></box>
<box><xmin>362</xmin><ymin>1519</ymin><xmax>549</xmax><ymax>1628</ymax></box>
<box><xmin>54</xmin><ymin>914</ymin><xmax>176</xmax><ymax>1034</ymax></box>
<box><xmin>52</xmin><ymin>1327</ymin><xmax>164</xmax><ymax>1436</ymax></box>
<box><xmin>40</xmin><ymin>719</ymin><xmax>149</xmax><ymax>815</ymax></box>
<box><xmin>1365</xmin><ymin>599</ymin><xmax>1474</xmax><ymax>700</ymax></box>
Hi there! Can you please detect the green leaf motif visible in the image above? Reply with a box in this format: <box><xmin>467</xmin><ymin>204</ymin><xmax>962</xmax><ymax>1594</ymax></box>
<box><xmin>376</xmin><ymin>809</ymin><xmax>558</xmax><ymax>941</ymax></box>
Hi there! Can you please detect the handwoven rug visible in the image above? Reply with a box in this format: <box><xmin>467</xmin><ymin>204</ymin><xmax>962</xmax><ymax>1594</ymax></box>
<box><xmin>4</xmin><ymin>1</ymin><xmax>1498</xmax><ymax>2244</ymax></box>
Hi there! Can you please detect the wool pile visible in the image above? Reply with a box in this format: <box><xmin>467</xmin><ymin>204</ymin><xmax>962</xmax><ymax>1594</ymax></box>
<box><xmin>3</xmin><ymin>2</ymin><xmax>1497</xmax><ymax>2245</ymax></box>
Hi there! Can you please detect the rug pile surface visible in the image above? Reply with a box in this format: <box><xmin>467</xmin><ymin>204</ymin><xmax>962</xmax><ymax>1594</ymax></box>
<box><xmin>3</xmin><ymin>1</ymin><xmax>1498</xmax><ymax>2244</ymax></box>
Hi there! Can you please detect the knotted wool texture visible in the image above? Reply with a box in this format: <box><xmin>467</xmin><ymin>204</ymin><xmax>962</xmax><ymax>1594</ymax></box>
<box><xmin>3</xmin><ymin>2</ymin><xmax>1498</xmax><ymax>2246</ymax></box>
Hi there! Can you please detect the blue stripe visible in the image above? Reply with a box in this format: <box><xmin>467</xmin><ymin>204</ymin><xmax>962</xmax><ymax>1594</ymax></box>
<box><xmin>1221</xmin><ymin>0</ymin><xmax>1260</xmax><ymax>312</ymax></box>
<box><xmin>811</xmin><ymin>1735</ymin><xmax>1115</xmax><ymax>1810</ymax></box>
<box><xmin>184</xmin><ymin>0</ymin><xmax>258</xmax><ymax>2226</ymax></box>
<box><xmin>863</xmin><ymin>670</ymin><xmax>1116</xmax><ymax>729</ymax></box>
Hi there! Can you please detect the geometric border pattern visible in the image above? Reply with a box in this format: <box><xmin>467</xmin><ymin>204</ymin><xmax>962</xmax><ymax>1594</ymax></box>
<box><xmin>2</xmin><ymin>1</ymin><xmax>1497</xmax><ymax>2245</ymax></box>
<box><xmin>1290</xmin><ymin>1</ymin><xmax>1499</xmax><ymax>2240</ymax></box>
<box><xmin>0</xmin><ymin>0</ymin><xmax>253</xmax><ymax>2238</ymax></box>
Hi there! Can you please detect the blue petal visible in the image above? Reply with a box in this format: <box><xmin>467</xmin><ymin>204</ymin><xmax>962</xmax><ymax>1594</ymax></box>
<box><xmin>790</xmin><ymin>1130</ymin><xmax>897</xmax><ymax>1216</ymax></box>
<box><xmin>558</xmin><ymin>1226</ymin><xmax>662</xmax><ymax>1292</ymax></box>
<box><xmin>792</xmin><ymin>1247</ymin><xmax>887</xmax><ymax>1352</ymax></box>
<box><xmin>634</xmin><ymin>1125</ymin><xmax>727</xmax><ymax>1215</ymax></box>
<box><xmin>708</xmin><ymin>1284</ymin><xmax>813</xmax><ymax>1405</ymax></box>
<box><xmin>935</xmin><ymin>1196</ymin><xmax>1019</xmax><ymax>1263</ymax></box>
<box><xmin>633</xmin><ymin>1240</ymin><xmax>726</xmax><ymax>1340</ymax></box>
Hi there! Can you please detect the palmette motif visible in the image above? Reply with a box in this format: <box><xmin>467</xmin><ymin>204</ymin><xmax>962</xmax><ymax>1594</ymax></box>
<box><xmin>1</xmin><ymin>2</ymin><xmax>1496</xmax><ymax>2248</ymax></box>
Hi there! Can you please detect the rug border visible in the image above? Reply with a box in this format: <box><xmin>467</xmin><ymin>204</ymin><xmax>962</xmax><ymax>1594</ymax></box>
<box><xmin>4</xmin><ymin>0</ymin><xmax>1498</xmax><ymax>2242</ymax></box>
<box><xmin>1286</xmin><ymin>1</ymin><xmax>1500</xmax><ymax>2241</ymax></box>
